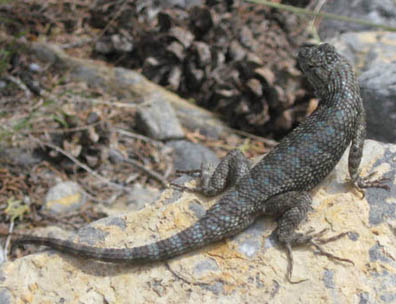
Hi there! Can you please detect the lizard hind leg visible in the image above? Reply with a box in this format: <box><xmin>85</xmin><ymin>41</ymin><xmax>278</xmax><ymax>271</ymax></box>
<box><xmin>265</xmin><ymin>191</ymin><xmax>353</xmax><ymax>283</ymax></box>
<box><xmin>172</xmin><ymin>149</ymin><xmax>251</xmax><ymax>196</ymax></box>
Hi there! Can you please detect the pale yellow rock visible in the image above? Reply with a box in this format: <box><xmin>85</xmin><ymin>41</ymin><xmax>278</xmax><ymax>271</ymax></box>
<box><xmin>0</xmin><ymin>140</ymin><xmax>395</xmax><ymax>303</ymax></box>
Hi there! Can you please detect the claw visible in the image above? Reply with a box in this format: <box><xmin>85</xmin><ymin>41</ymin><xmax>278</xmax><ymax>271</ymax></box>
<box><xmin>285</xmin><ymin>243</ymin><xmax>308</xmax><ymax>284</ymax></box>
<box><xmin>310</xmin><ymin>240</ymin><xmax>354</xmax><ymax>266</ymax></box>
<box><xmin>284</xmin><ymin>229</ymin><xmax>353</xmax><ymax>283</ymax></box>
<box><xmin>310</xmin><ymin>231</ymin><xmax>354</xmax><ymax>265</ymax></box>
<box><xmin>350</xmin><ymin>171</ymin><xmax>390</xmax><ymax>198</ymax></box>
<box><xmin>315</xmin><ymin>231</ymin><xmax>349</xmax><ymax>244</ymax></box>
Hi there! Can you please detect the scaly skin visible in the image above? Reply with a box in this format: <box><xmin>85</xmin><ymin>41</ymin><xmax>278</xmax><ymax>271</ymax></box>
<box><xmin>3</xmin><ymin>43</ymin><xmax>389</xmax><ymax>281</ymax></box>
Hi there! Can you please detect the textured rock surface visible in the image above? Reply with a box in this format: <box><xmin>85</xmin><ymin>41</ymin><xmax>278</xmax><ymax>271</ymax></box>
<box><xmin>136</xmin><ymin>98</ymin><xmax>184</xmax><ymax>140</ymax></box>
<box><xmin>1</xmin><ymin>140</ymin><xmax>395</xmax><ymax>304</ymax></box>
<box><xmin>44</xmin><ymin>181</ymin><xmax>87</xmax><ymax>214</ymax></box>
<box><xmin>331</xmin><ymin>32</ymin><xmax>396</xmax><ymax>143</ymax></box>
<box><xmin>318</xmin><ymin>0</ymin><xmax>396</xmax><ymax>39</ymax></box>
<box><xmin>166</xmin><ymin>139</ymin><xmax>219</xmax><ymax>171</ymax></box>
<box><xmin>331</xmin><ymin>31</ymin><xmax>396</xmax><ymax>72</ymax></box>
<box><xmin>28</xmin><ymin>41</ymin><xmax>228</xmax><ymax>139</ymax></box>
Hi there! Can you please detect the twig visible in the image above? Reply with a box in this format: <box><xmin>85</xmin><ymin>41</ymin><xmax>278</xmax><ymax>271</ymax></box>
<box><xmin>115</xmin><ymin>128</ymin><xmax>163</xmax><ymax>147</ymax></box>
<box><xmin>4</xmin><ymin>75</ymin><xmax>32</xmax><ymax>98</ymax></box>
<box><xmin>94</xmin><ymin>0</ymin><xmax>129</xmax><ymax>44</ymax></box>
<box><xmin>230</xmin><ymin>127</ymin><xmax>278</xmax><ymax>147</ymax></box>
<box><xmin>89</xmin><ymin>100</ymin><xmax>140</xmax><ymax>108</ymax></box>
<box><xmin>21</xmin><ymin>122</ymin><xmax>103</xmax><ymax>135</ymax></box>
<box><xmin>61</xmin><ymin>38</ymin><xmax>93</xmax><ymax>49</ymax></box>
<box><xmin>38</xmin><ymin>212</ymin><xmax>80</xmax><ymax>230</ymax></box>
<box><xmin>247</xmin><ymin>0</ymin><xmax>396</xmax><ymax>32</ymax></box>
<box><xmin>3</xmin><ymin>221</ymin><xmax>14</xmax><ymax>262</ymax></box>
<box><xmin>124</xmin><ymin>157</ymin><xmax>168</xmax><ymax>188</ymax></box>
<box><xmin>31</xmin><ymin>137</ymin><xmax>129</xmax><ymax>192</ymax></box>
<box><xmin>310</xmin><ymin>0</ymin><xmax>328</xmax><ymax>42</ymax></box>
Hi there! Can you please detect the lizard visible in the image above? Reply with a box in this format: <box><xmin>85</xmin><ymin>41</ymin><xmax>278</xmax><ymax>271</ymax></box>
<box><xmin>1</xmin><ymin>43</ymin><xmax>389</xmax><ymax>282</ymax></box>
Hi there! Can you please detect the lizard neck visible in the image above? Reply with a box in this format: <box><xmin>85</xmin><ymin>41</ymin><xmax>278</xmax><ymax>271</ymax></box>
<box><xmin>316</xmin><ymin>67</ymin><xmax>360</xmax><ymax>108</ymax></box>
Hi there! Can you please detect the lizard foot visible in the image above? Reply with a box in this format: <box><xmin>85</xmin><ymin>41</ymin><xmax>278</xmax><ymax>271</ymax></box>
<box><xmin>350</xmin><ymin>171</ymin><xmax>390</xmax><ymax>198</ymax></box>
<box><xmin>310</xmin><ymin>230</ymin><xmax>354</xmax><ymax>265</ymax></box>
<box><xmin>285</xmin><ymin>229</ymin><xmax>353</xmax><ymax>284</ymax></box>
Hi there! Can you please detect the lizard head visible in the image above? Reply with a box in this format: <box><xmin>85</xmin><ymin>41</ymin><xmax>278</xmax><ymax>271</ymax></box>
<box><xmin>297</xmin><ymin>43</ymin><xmax>353</xmax><ymax>97</ymax></box>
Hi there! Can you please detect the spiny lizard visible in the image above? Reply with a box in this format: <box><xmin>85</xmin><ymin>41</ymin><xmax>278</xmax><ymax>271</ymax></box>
<box><xmin>2</xmin><ymin>43</ymin><xmax>389</xmax><ymax>281</ymax></box>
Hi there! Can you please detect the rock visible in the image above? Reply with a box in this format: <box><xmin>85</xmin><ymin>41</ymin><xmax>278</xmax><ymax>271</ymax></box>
<box><xmin>359</xmin><ymin>63</ymin><xmax>396</xmax><ymax>143</ymax></box>
<box><xmin>318</xmin><ymin>0</ymin><xmax>396</xmax><ymax>40</ymax></box>
<box><xmin>331</xmin><ymin>31</ymin><xmax>396</xmax><ymax>72</ymax></box>
<box><xmin>44</xmin><ymin>181</ymin><xmax>87</xmax><ymax>214</ymax></box>
<box><xmin>0</xmin><ymin>245</ymin><xmax>5</xmax><ymax>264</ymax></box>
<box><xmin>0</xmin><ymin>147</ymin><xmax>44</xmax><ymax>168</ymax></box>
<box><xmin>28</xmin><ymin>63</ymin><xmax>41</xmax><ymax>73</ymax></box>
<box><xmin>135</xmin><ymin>98</ymin><xmax>184</xmax><ymax>140</ymax></box>
<box><xmin>95</xmin><ymin>36</ymin><xmax>113</xmax><ymax>54</ymax></box>
<box><xmin>27</xmin><ymin>41</ymin><xmax>228</xmax><ymax>138</ymax></box>
<box><xmin>111</xmin><ymin>34</ymin><xmax>133</xmax><ymax>52</ymax></box>
<box><xmin>169</xmin><ymin>26</ymin><xmax>194</xmax><ymax>49</ymax></box>
<box><xmin>166</xmin><ymin>139</ymin><xmax>219</xmax><ymax>171</ymax></box>
<box><xmin>246</xmin><ymin>78</ymin><xmax>262</xmax><ymax>97</ymax></box>
<box><xmin>126</xmin><ymin>183</ymin><xmax>160</xmax><ymax>211</ymax></box>
<box><xmin>330</xmin><ymin>31</ymin><xmax>396</xmax><ymax>143</ymax></box>
<box><xmin>0</xmin><ymin>289</ymin><xmax>11</xmax><ymax>304</ymax></box>
<box><xmin>1</xmin><ymin>140</ymin><xmax>395</xmax><ymax>303</ymax></box>
<box><xmin>159</xmin><ymin>0</ymin><xmax>203</xmax><ymax>8</ymax></box>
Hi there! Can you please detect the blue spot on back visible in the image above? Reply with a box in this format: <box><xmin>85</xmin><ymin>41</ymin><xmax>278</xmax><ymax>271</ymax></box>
<box><xmin>336</xmin><ymin>110</ymin><xmax>344</xmax><ymax>120</ymax></box>
<box><xmin>325</xmin><ymin>126</ymin><xmax>335</xmax><ymax>136</ymax></box>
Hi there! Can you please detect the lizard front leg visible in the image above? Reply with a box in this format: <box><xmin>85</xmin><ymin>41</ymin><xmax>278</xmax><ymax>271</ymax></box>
<box><xmin>348</xmin><ymin>111</ymin><xmax>389</xmax><ymax>194</ymax></box>
<box><xmin>172</xmin><ymin>149</ymin><xmax>251</xmax><ymax>196</ymax></box>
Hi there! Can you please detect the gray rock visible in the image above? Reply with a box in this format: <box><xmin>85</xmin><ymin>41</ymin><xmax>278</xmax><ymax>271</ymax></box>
<box><xmin>159</xmin><ymin>0</ymin><xmax>203</xmax><ymax>8</ymax></box>
<box><xmin>332</xmin><ymin>32</ymin><xmax>396</xmax><ymax>72</ymax></box>
<box><xmin>330</xmin><ymin>32</ymin><xmax>396</xmax><ymax>143</ymax></box>
<box><xmin>77</xmin><ymin>226</ymin><xmax>108</xmax><ymax>246</ymax></box>
<box><xmin>166</xmin><ymin>139</ymin><xmax>219</xmax><ymax>171</ymax></box>
<box><xmin>98</xmin><ymin>217</ymin><xmax>127</xmax><ymax>230</ymax></box>
<box><xmin>28</xmin><ymin>63</ymin><xmax>42</xmax><ymax>73</ymax></box>
<box><xmin>0</xmin><ymin>140</ymin><xmax>394</xmax><ymax>303</ymax></box>
<box><xmin>44</xmin><ymin>181</ymin><xmax>87</xmax><ymax>214</ymax></box>
<box><xmin>0</xmin><ymin>288</ymin><xmax>11</xmax><ymax>304</ymax></box>
<box><xmin>359</xmin><ymin>63</ymin><xmax>396</xmax><ymax>143</ymax></box>
<box><xmin>135</xmin><ymin>98</ymin><xmax>184</xmax><ymax>140</ymax></box>
<box><xmin>108</xmin><ymin>148</ymin><xmax>125</xmax><ymax>163</ymax></box>
<box><xmin>111</xmin><ymin>34</ymin><xmax>133</xmax><ymax>52</ymax></box>
<box><xmin>0</xmin><ymin>246</ymin><xmax>5</xmax><ymax>265</ymax></box>
<box><xmin>95</xmin><ymin>37</ymin><xmax>113</xmax><ymax>54</ymax></box>
<box><xmin>318</xmin><ymin>0</ymin><xmax>396</xmax><ymax>40</ymax></box>
<box><xmin>0</xmin><ymin>147</ymin><xmax>43</xmax><ymax>168</ymax></box>
<box><xmin>126</xmin><ymin>183</ymin><xmax>160</xmax><ymax>210</ymax></box>
<box><xmin>28</xmin><ymin>41</ymin><xmax>230</xmax><ymax>140</ymax></box>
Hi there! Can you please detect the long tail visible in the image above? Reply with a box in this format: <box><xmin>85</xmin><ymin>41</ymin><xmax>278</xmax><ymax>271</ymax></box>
<box><xmin>4</xmin><ymin>209</ymin><xmax>256</xmax><ymax>263</ymax></box>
